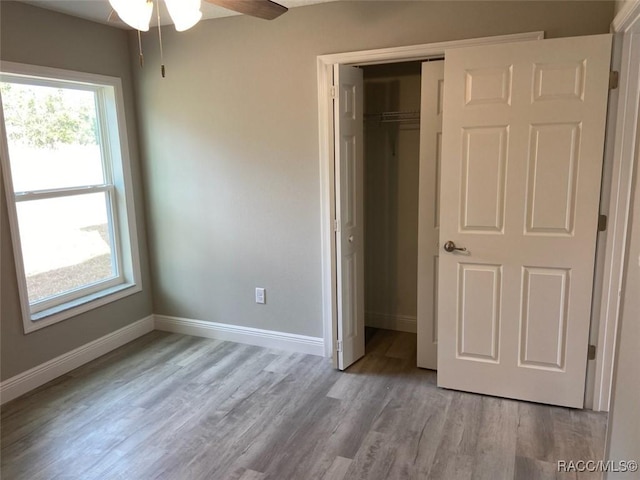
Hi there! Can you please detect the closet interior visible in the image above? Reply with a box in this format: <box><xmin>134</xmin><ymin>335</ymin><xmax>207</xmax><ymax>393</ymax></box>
<box><xmin>362</xmin><ymin>61</ymin><xmax>423</xmax><ymax>337</ymax></box>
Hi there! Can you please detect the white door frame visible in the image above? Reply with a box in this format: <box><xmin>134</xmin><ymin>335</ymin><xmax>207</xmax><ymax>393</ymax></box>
<box><xmin>593</xmin><ymin>1</ymin><xmax>640</xmax><ymax>412</ymax></box>
<box><xmin>316</xmin><ymin>31</ymin><xmax>543</xmax><ymax>368</ymax></box>
<box><xmin>317</xmin><ymin>28</ymin><xmax>631</xmax><ymax>411</ymax></box>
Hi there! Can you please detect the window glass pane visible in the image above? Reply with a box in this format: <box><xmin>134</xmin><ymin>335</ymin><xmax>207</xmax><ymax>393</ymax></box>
<box><xmin>16</xmin><ymin>192</ymin><xmax>117</xmax><ymax>304</ymax></box>
<box><xmin>0</xmin><ymin>82</ymin><xmax>105</xmax><ymax>191</ymax></box>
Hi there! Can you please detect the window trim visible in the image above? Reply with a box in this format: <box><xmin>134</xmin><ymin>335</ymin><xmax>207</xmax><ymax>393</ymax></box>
<box><xmin>0</xmin><ymin>62</ymin><xmax>142</xmax><ymax>333</ymax></box>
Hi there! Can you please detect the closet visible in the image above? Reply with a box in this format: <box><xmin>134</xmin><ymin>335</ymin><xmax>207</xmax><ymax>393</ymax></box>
<box><xmin>362</xmin><ymin>62</ymin><xmax>423</xmax><ymax>336</ymax></box>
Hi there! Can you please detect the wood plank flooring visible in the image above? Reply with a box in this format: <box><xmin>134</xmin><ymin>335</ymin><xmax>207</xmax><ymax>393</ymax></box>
<box><xmin>1</xmin><ymin>328</ymin><xmax>607</xmax><ymax>479</ymax></box>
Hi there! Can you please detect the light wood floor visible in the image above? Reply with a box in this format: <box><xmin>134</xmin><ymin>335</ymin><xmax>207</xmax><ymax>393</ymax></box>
<box><xmin>1</xmin><ymin>328</ymin><xmax>607</xmax><ymax>480</ymax></box>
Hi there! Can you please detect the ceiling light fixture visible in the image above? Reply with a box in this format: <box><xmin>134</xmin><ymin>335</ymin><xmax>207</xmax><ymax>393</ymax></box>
<box><xmin>108</xmin><ymin>0</ymin><xmax>288</xmax><ymax>78</ymax></box>
<box><xmin>108</xmin><ymin>0</ymin><xmax>202</xmax><ymax>32</ymax></box>
<box><xmin>165</xmin><ymin>0</ymin><xmax>203</xmax><ymax>32</ymax></box>
<box><xmin>108</xmin><ymin>0</ymin><xmax>154</xmax><ymax>31</ymax></box>
<box><xmin>108</xmin><ymin>0</ymin><xmax>202</xmax><ymax>78</ymax></box>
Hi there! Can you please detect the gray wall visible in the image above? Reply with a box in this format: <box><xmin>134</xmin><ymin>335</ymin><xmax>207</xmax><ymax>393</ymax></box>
<box><xmin>0</xmin><ymin>2</ymin><xmax>153</xmax><ymax>380</ymax></box>
<box><xmin>133</xmin><ymin>1</ymin><xmax>614</xmax><ymax>339</ymax></box>
<box><xmin>363</xmin><ymin>63</ymin><xmax>421</xmax><ymax>325</ymax></box>
<box><xmin>605</xmin><ymin>119</ymin><xmax>640</xmax><ymax>478</ymax></box>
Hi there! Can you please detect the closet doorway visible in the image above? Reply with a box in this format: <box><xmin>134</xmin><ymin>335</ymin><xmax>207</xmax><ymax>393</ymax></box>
<box><xmin>322</xmin><ymin>33</ymin><xmax>546</xmax><ymax>372</ymax></box>
<box><xmin>331</xmin><ymin>58</ymin><xmax>443</xmax><ymax>370</ymax></box>
<box><xmin>361</xmin><ymin>61</ymin><xmax>442</xmax><ymax>370</ymax></box>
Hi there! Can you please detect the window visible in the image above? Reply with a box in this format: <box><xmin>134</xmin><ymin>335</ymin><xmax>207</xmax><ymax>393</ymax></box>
<box><xmin>0</xmin><ymin>63</ymin><xmax>141</xmax><ymax>333</ymax></box>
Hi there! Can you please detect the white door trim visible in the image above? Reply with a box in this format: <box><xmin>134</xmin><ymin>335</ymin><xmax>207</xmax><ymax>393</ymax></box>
<box><xmin>316</xmin><ymin>32</ymin><xmax>544</xmax><ymax>363</ymax></box>
<box><xmin>593</xmin><ymin>2</ymin><xmax>640</xmax><ymax>412</ymax></box>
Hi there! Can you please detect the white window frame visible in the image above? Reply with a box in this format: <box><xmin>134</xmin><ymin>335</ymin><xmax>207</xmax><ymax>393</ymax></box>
<box><xmin>0</xmin><ymin>62</ymin><xmax>142</xmax><ymax>333</ymax></box>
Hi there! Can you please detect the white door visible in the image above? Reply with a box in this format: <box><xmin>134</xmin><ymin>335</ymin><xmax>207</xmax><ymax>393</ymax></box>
<box><xmin>438</xmin><ymin>34</ymin><xmax>612</xmax><ymax>408</ymax></box>
<box><xmin>334</xmin><ymin>64</ymin><xmax>365</xmax><ymax>370</ymax></box>
<box><xmin>417</xmin><ymin>60</ymin><xmax>445</xmax><ymax>370</ymax></box>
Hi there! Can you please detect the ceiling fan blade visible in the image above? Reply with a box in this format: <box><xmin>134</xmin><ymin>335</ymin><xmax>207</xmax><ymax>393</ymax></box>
<box><xmin>204</xmin><ymin>0</ymin><xmax>288</xmax><ymax>20</ymax></box>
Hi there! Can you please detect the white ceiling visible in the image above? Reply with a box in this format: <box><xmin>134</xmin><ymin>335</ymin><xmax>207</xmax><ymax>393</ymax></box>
<box><xmin>18</xmin><ymin>0</ymin><xmax>338</xmax><ymax>29</ymax></box>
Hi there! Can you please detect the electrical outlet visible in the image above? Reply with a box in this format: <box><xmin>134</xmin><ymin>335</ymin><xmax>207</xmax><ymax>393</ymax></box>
<box><xmin>255</xmin><ymin>287</ymin><xmax>266</xmax><ymax>304</ymax></box>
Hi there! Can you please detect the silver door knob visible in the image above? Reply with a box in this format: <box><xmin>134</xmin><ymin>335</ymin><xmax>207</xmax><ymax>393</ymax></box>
<box><xmin>443</xmin><ymin>240</ymin><xmax>467</xmax><ymax>253</ymax></box>
<box><xmin>348</xmin><ymin>235</ymin><xmax>354</xmax><ymax>243</ymax></box>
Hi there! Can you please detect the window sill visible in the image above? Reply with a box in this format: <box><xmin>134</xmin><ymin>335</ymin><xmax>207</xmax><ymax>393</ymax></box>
<box><xmin>25</xmin><ymin>282</ymin><xmax>142</xmax><ymax>333</ymax></box>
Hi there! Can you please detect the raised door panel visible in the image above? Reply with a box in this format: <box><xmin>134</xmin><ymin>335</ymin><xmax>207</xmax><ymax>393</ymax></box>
<box><xmin>457</xmin><ymin>263</ymin><xmax>502</xmax><ymax>363</ymax></box>
<box><xmin>460</xmin><ymin>127</ymin><xmax>508</xmax><ymax>233</ymax></box>
<box><xmin>464</xmin><ymin>66</ymin><xmax>513</xmax><ymax>106</ymax></box>
<box><xmin>340</xmin><ymin>82</ymin><xmax>357</xmax><ymax>119</ymax></box>
<box><xmin>341</xmin><ymin>135</ymin><xmax>357</xmax><ymax>229</ymax></box>
<box><xmin>526</xmin><ymin>123</ymin><xmax>581</xmax><ymax>235</ymax></box>
<box><xmin>533</xmin><ymin>61</ymin><xmax>586</xmax><ymax>102</ymax></box>
<box><xmin>434</xmin><ymin>132</ymin><xmax>442</xmax><ymax>228</ymax></box>
<box><xmin>519</xmin><ymin>267</ymin><xmax>570</xmax><ymax>371</ymax></box>
<box><xmin>342</xmin><ymin>253</ymin><xmax>357</xmax><ymax>339</ymax></box>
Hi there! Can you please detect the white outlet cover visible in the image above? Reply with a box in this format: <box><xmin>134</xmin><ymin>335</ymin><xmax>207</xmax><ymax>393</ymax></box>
<box><xmin>255</xmin><ymin>287</ymin><xmax>266</xmax><ymax>304</ymax></box>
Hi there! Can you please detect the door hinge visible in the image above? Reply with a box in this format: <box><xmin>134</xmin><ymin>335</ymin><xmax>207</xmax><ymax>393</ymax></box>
<box><xmin>609</xmin><ymin>71</ymin><xmax>619</xmax><ymax>90</ymax></box>
<box><xmin>336</xmin><ymin>340</ymin><xmax>343</xmax><ymax>353</ymax></box>
<box><xmin>330</xmin><ymin>86</ymin><xmax>337</xmax><ymax>99</ymax></box>
<box><xmin>588</xmin><ymin>344</ymin><xmax>597</xmax><ymax>360</ymax></box>
<box><xmin>598</xmin><ymin>214</ymin><xmax>608</xmax><ymax>232</ymax></box>
<box><xmin>333</xmin><ymin>219</ymin><xmax>340</xmax><ymax>232</ymax></box>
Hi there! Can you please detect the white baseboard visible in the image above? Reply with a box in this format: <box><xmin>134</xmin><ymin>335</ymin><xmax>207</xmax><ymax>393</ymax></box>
<box><xmin>365</xmin><ymin>312</ymin><xmax>417</xmax><ymax>333</ymax></box>
<box><xmin>154</xmin><ymin>315</ymin><xmax>325</xmax><ymax>356</ymax></box>
<box><xmin>0</xmin><ymin>314</ymin><xmax>325</xmax><ymax>404</ymax></box>
<box><xmin>0</xmin><ymin>315</ymin><xmax>154</xmax><ymax>405</ymax></box>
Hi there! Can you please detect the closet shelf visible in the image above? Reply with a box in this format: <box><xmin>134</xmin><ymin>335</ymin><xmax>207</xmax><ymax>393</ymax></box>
<box><xmin>364</xmin><ymin>111</ymin><xmax>421</xmax><ymax>124</ymax></box>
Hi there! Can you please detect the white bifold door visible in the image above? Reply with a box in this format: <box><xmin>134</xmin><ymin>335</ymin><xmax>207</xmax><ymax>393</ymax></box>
<box><xmin>334</xmin><ymin>64</ymin><xmax>365</xmax><ymax>370</ymax></box>
<box><xmin>417</xmin><ymin>60</ymin><xmax>445</xmax><ymax>370</ymax></box>
<box><xmin>437</xmin><ymin>35</ymin><xmax>612</xmax><ymax>408</ymax></box>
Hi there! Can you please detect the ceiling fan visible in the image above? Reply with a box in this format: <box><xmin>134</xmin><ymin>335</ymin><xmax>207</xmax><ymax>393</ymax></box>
<box><xmin>108</xmin><ymin>0</ymin><xmax>287</xmax><ymax>77</ymax></box>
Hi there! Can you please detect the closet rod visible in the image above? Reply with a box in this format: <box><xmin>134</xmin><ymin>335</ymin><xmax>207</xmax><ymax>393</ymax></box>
<box><xmin>364</xmin><ymin>111</ymin><xmax>421</xmax><ymax>123</ymax></box>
